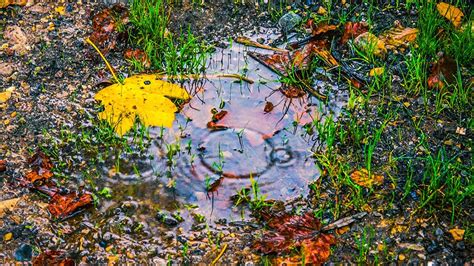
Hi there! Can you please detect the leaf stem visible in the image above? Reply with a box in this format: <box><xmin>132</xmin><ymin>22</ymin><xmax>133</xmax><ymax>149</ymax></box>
<box><xmin>85</xmin><ymin>38</ymin><xmax>122</xmax><ymax>84</ymax></box>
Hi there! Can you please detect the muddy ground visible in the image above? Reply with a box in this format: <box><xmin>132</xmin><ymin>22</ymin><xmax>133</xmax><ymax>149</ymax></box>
<box><xmin>0</xmin><ymin>1</ymin><xmax>472</xmax><ymax>264</ymax></box>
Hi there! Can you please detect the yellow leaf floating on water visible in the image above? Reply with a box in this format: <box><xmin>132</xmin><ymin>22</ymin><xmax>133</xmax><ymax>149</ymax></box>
<box><xmin>449</xmin><ymin>228</ymin><xmax>465</xmax><ymax>241</ymax></box>
<box><xmin>350</xmin><ymin>168</ymin><xmax>384</xmax><ymax>187</ymax></box>
<box><xmin>95</xmin><ymin>74</ymin><xmax>190</xmax><ymax>136</ymax></box>
<box><xmin>437</xmin><ymin>2</ymin><xmax>464</xmax><ymax>28</ymax></box>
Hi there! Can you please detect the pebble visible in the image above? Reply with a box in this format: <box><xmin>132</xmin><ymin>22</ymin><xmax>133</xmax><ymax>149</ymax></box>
<box><xmin>14</xmin><ymin>243</ymin><xmax>33</xmax><ymax>261</ymax></box>
<box><xmin>4</xmin><ymin>232</ymin><xmax>13</xmax><ymax>241</ymax></box>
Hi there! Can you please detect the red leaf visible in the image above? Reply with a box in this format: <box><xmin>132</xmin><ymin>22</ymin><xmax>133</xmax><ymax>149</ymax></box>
<box><xmin>341</xmin><ymin>22</ymin><xmax>369</xmax><ymax>44</ymax></box>
<box><xmin>427</xmin><ymin>55</ymin><xmax>457</xmax><ymax>89</ymax></box>
<box><xmin>48</xmin><ymin>192</ymin><xmax>93</xmax><ymax>219</ymax></box>
<box><xmin>89</xmin><ymin>5</ymin><xmax>129</xmax><ymax>54</ymax></box>
<box><xmin>25</xmin><ymin>152</ymin><xmax>53</xmax><ymax>183</ymax></box>
<box><xmin>33</xmin><ymin>250</ymin><xmax>74</xmax><ymax>266</ymax></box>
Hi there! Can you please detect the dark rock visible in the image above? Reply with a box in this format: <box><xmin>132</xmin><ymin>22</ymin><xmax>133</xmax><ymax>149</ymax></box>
<box><xmin>426</xmin><ymin>241</ymin><xmax>440</xmax><ymax>254</ymax></box>
<box><xmin>14</xmin><ymin>243</ymin><xmax>33</xmax><ymax>262</ymax></box>
<box><xmin>156</xmin><ymin>211</ymin><xmax>180</xmax><ymax>227</ymax></box>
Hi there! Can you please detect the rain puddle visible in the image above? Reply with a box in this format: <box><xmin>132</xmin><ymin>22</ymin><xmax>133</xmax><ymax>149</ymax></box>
<box><xmin>97</xmin><ymin>32</ymin><xmax>347</xmax><ymax>229</ymax></box>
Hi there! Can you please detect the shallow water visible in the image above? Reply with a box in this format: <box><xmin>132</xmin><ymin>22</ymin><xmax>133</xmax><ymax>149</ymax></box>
<box><xmin>98</xmin><ymin>36</ymin><xmax>347</xmax><ymax>228</ymax></box>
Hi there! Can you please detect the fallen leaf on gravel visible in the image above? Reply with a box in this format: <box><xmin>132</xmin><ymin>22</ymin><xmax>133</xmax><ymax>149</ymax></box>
<box><xmin>89</xmin><ymin>4</ymin><xmax>129</xmax><ymax>54</ymax></box>
<box><xmin>379</xmin><ymin>24</ymin><xmax>418</xmax><ymax>51</ymax></box>
<box><xmin>3</xmin><ymin>26</ymin><xmax>31</xmax><ymax>55</ymax></box>
<box><xmin>254</xmin><ymin>212</ymin><xmax>336</xmax><ymax>264</ymax></box>
<box><xmin>0</xmin><ymin>62</ymin><xmax>15</xmax><ymax>77</ymax></box>
<box><xmin>437</xmin><ymin>2</ymin><xmax>464</xmax><ymax>28</ymax></box>
<box><xmin>427</xmin><ymin>54</ymin><xmax>456</xmax><ymax>89</ymax></box>
<box><xmin>0</xmin><ymin>197</ymin><xmax>20</xmax><ymax>216</ymax></box>
<box><xmin>398</xmin><ymin>243</ymin><xmax>425</xmax><ymax>252</ymax></box>
<box><xmin>48</xmin><ymin>192</ymin><xmax>93</xmax><ymax>219</ymax></box>
<box><xmin>354</xmin><ymin>32</ymin><xmax>386</xmax><ymax>57</ymax></box>
<box><xmin>449</xmin><ymin>228</ymin><xmax>465</xmax><ymax>241</ymax></box>
<box><xmin>0</xmin><ymin>159</ymin><xmax>6</xmax><ymax>172</ymax></box>
<box><xmin>305</xmin><ymin>21</ymin><xmax>337</xmax><ymax>37</ymax></box>
<box><xmin>0</xmin><ymin>0</ymin><xmax>27</xmax><ymax>8</ymax></box>
<box><xmin>95</xmin><ymin>74</ymin><xmax>190</xmax><ymax>136</ymax></box>
<box><xmin>341</xmin><ymin>21</ymin><xmax>369</xmax><ymax>44</ymax></box>
<box><xmin>124</xmin><ymin>49</ymin><xmax>151</xmax><ymax>68</ymax></box>
<box><xmin>455</xmin><ymin>127</ymin><xmax>466</xmax><ymax>135</ymax></box>
<box><xmin>33</xmin><ymin>250</ymin><xmax>74</xmax><ymax>266</ymax></box>
<box><xmin>350</xmin><ymin>168</ymin><xmax>384</xmax><ymax>187</ymax></box>
<box><xmin>25</xmin><ymin>151</ymin><xmax>53</xmax><ymax>183</ymax></box>
<box><xmin>369</xmin><ymin>67</ymin><xmax>384</xmax><ymax>76</ymax></box>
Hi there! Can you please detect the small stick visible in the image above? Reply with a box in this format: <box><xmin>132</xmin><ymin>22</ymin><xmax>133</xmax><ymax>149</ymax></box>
<box><xmin>211</xmin><ymin>243</ymin><xmax>228</xmax><ymax>265</ymax></box>
<box><xmin>236</xmin><ymin>37</ymin><xmax>288</xmax><ymax>53</ymax></box>
<box><xmin>85</xmin><ymin>38</ymin><xmax>122</xmax><ymax>85</ymax></box>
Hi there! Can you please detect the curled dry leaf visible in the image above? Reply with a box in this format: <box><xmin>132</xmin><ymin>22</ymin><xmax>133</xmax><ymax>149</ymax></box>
<box><xmin>341</xmin><ymin>21</ymin><xmax>369</xmax><ymax>44</ymax></box>
<box><xmin>48</xmin><ymin>192</ymin><xmax>94</xmax><ymax>219</ymax></box>
<box><xmin>94</xmin><ymin>74</ymin><xmax>190</xmax><ymax>136</ymax></box>
<box><xmin>350</xmin><ymin>168</ymin><xmax>384</xmax><ymax>187</ymax></box>
<box><xmin>33</xmin><ymin>250</ymin><xmax>74</xmax><ymax>266</ymax></box>
<box><xmin>437</xmin><ymin>2</ymin><xmax>464</xmax><ymax>28</ymax></box>
<box><xmin>254</xmin><ymin>212</ymin><xmax>336</xmax><ymax>264</ymax></box>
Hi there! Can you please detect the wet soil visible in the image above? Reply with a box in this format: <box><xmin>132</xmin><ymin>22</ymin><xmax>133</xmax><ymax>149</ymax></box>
<box><xmin>0</xmin><ymin>0</ymin><xmax>472</xmax><ymax>264</ymax></box>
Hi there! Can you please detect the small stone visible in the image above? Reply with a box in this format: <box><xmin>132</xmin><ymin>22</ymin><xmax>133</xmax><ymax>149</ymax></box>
<box><xmin>0</xmin><ymin>62</ymin><xmax>14</xmax><ymax>77</ymax></box>
<box><xmin>14</xmin><ymin>243</ymin><xmax>33</xmax><ymax>262</ymax></box>
<box><xmin>4</xmin><ymin>232</ymin><xmax>13</xmax><ymax>241</ymax></box>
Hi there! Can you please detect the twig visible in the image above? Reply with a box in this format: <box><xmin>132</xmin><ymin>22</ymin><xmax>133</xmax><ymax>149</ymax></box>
<box><xmin>85</xmin><ymin>38</ymin><xmax>122</xmax><ymax>85</ymax></box>
<box><xmin>211</xmin><ymin>243</ymin><xmax>228</xmax><ymax>265</ymax></box>
<box><xmin>236</xmin><ymin>37</ymin><xmax>288</xmax><ymax>53</ymax></box>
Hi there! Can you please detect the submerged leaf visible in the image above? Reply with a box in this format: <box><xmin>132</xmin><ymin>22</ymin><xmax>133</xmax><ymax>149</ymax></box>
<box><xmin>354</xmin><ymin>32</ymin><xmax>387</xmax><ymax>57</ymax></box>
<box><xmin>95</xmin><ymin>74</ymin><xmax>190</xmax><ymax>136</ymax></box>
<box><xmin>437</xmin><ymin>2</ymin><xmax>464</xmax><ymax>28</ymax></box>
<box><xmin>254</xmin><ymin>212</ymin><xmax>336</xmax><ymax>264</ymax></box>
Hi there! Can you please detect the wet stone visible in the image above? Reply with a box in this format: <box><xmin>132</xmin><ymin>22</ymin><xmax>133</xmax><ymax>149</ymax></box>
<box><xmin>156</xmin><ymin>211</ymin><xmax>180</xmax><ymax>227</ymax></box>
<box><xmin>14</xmin><ymin>243</ymin><xmax>33</xmax><ymax>262</ymax></box>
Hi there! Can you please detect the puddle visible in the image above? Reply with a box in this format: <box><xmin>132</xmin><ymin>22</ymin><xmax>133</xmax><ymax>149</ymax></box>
<box><xmin>97</xmin><ymin>34</ymin><xmax>347</xmax><ymax>228</ymax></box>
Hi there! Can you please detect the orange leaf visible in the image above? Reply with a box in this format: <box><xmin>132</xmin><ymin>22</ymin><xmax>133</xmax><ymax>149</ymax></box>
<box><xmin>449</xmin><ymin>228</ymin><xmax>465</xmax><ymax>241</ymax></box>
<box><xmin>48</xmin><ymin>192</ymin><xmax>93</xmax><ymax>219</ymax></box>
<box><xmin>350</xmin><ymin>168</ymin><xmax>384</xmax><ymax>187</ymax></box>
<box><xmin>437</xmin><ymin>2</ymin><xmax>464</xmax><ymax>28</ymax></box>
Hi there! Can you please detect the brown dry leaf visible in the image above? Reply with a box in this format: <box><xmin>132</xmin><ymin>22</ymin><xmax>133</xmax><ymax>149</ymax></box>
<box><xmin>124</xmin><ymin>49</ymin><xmax>151</xmax><ymax>68</ymax></box>
<box><xmin>254</xmin><ymin>212</ymin><xmax>336</xmax><ymax>264</ymax></box>
<box><xmin>48</xmin><ymin>192</ymin><xmax>94</xmax><ymax>219</ymax></box>
<box><xmin>25</xmin><ymin>151</ymin><xmax>54</xmax><ymax>183</ymax></box>
<box><xmin>379</xmin><ymin>25</ymin><xmax>418</xmax><ymax>50</ymax></box>
<box><xmin>437</xmin><ymin>2</ymin><xmax>464</xmax><ymax>28</ymax></box>
<box><xmin>341</xmin><ymin>21</ymin><xmax>369</xmax><ymax>44</ymax></box>
<box><xmin>449</xmin><ymin>228</ymin><xmax>465</xmax><ymax>241</ymax></box>
<box><xmin>0</xmin><ymin>197</ymin><xmax>20</xmax><ymax>216</ymax></box>
<box><xmin>0</xmin><ymin>0</ymin><xmax>27</xmax><ymax>8</ymax></box>
<box><xmin>89</xmin><ymin>5</ymin><xmax>129</xmax><ymax>54</ymax></box>
<box><xmin>354</xmin><ymin>32</ymin><xmax>387</xmax><ymax>57</ymax></box>
<box><xmin>427</xmin><ymin>55</ymin><xmax>457</xmax><ymax>89</ymax></box>
<box><xmin>0</xmin><ymin>159</ymin><xmax>6</xmax><ymax>172</ymax></box>
<box><xmin>3</xmin><ymin>25</ymin><xmax>31</xmax><ymax>55</ymax></box>
<box><xmin>33</xmin><ymin>250</ymin><xmax>74</xmax><ymax>266</ymax></box>
<box><xmin>247</xmin><ymin>51</ymin><xmax>291</xmax><ymax>75</ymax></box>
<box><xmin>350</xmin><ymin>168</ymin><xmax>384</xmax><ymax>187</ymax></box>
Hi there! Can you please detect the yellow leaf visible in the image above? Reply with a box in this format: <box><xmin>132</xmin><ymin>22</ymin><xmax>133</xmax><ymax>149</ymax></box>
<box><xmin>350</xmin><ymin>168</ymin><xmax>384</xmax><ymax>187</ymax></box>
<box><xmin>354</xmin><ymin>32</ymin><xmax>387</xmax><ymax>57</ymax></box>
<box><xmin>95</xmin><ymin>74</ymin><xmax>190</xmax><ymax>136</ymax></box>
<box><xmin>379</xmin><ymin>26</ymin><xmax>418</xmax><ymax>50</ymax></box>
<box><xmin>0</xmin><ymin>91</ymin><xmax>12</xmax><ymax>104</ymax></box>
<box><xmin>449</xmin><ymin>228</ymin><xmax>465</xmax><ymax>241</ymax></box>
<box><xmin>437</xmin><ymin>2</ymin><xmax>464</xmax><ymax>28</ymax></box>
<box><xmin>0</xmin><ymin>0</ymin><xmax>27</xmax><ymax>8</ymax></box>
<box><xmin>369</xmin><ymin>67</ymin><xmax>384</xmax><ymax>76</ymax></box>
<box><xmin>0</xmin><ymin>197</ymin><xmax>20</xmax><ymax>217</ymax></box>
